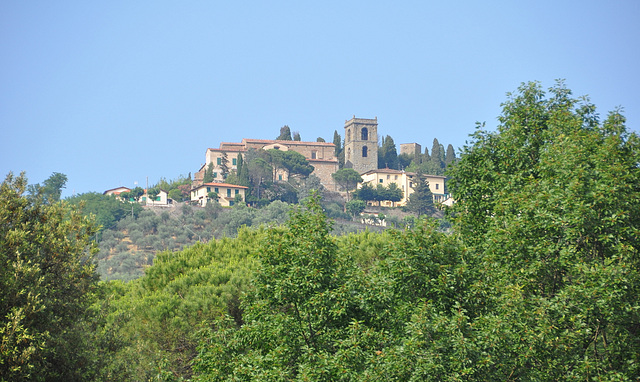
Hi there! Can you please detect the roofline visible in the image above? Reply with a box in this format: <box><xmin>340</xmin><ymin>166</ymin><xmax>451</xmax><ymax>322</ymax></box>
<box><xmin>194</xmin><ymin>182</ymin><xmax>249</xmax><ymax>190</ymax></box>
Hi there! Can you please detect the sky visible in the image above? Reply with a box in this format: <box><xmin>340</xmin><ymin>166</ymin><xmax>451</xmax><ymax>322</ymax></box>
<box><xmin>2</xmin><ymin>1</ymin><xmax>639</xmax><ymax>198</ymax></box>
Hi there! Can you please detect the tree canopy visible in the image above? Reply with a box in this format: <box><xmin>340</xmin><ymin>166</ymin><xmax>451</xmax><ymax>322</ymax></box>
<box><xmin>277</xmin><ymin>125</ymin><xmax>292</xmax><ymax>140</ymax></box>
<box><xmin>1</xmin><ymin>172</ymin><xmax>99</xmax><ymax>381</ymax></box>
<box><xmin>331</xmin><ymin>168</ymin><xmax>362</xmax><ymax>201</ymax></box>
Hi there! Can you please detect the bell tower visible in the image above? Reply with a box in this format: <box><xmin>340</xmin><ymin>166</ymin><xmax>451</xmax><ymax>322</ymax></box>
<box><xmin>344</xmin><ymin>116</ymin><xmax>378</xmax><ymax>174</ymax></box>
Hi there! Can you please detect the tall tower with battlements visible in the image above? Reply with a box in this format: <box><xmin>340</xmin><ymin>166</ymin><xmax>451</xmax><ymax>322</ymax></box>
<box><xmin>344</xmin><ymin>116</ymin><xmax>378</xmax><ymax>174</ymax></box>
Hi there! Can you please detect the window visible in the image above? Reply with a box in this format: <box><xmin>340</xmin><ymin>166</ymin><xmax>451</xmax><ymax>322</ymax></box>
<box><xmin>311</xmin><ymin>151</ymin><xmax>317</xmax><ymax>159</ymax></box>
<box><xmin>227</xmin><ymin>189</ymin><xmax>231</xmax><ymax>197</ymax></box>
<box><xmin>215</xmin><ymin>187</ymin><xmax>219</xmax><ymax>193</ymax></box>
<box><xmin>217</xmin><ymin>158</ymin><xmax>221</xmax><ymax>165</ymax></box>
<box><xmin>347</xmin><ymin>129</ymin><xmax>351</xmax><ymax>142</ymax></box>
<box><xmin>235</xmin><ymin>189</ymin><xmax>239</xmax><ymax>194</ymax></box>
<box><xmin>361</xmin><ymin>127</ymin><xmax>368</xmax><ymax>140</ymax></box>
<box><xmin>380</xmin><ymin>179</ymin><xmax>384</xmax><ymax>183</ymax></box>
<box><xmin>213</xmin><ymin>172</ymin><xmax>217</xmax><ymax>178</ymax></box>
<box><xmin>395</xmin><ymin>175</ymin><xmax>398</xmax><ymax>180</ymax></box>
<box><xmin>435</xmin><ymin>184</ymin><xmax>439</xmax><ymax>190</ymax></box>
<box><xmin>409</xmin><ymin>182</ymin><xmax>413</xmax><ymax>188</ymax></box>
<box><xmin>362</xmin><ymin>146</ymin><xmax>368</xmax><ymax>157</ymax></box>
<box><xmin>347</xmin><ymin>148</ymin><xmax>351</xmax><ymax>160</ymax></box>
<box><xmin>387</xmin><ymin>174</ymin><xmax>390</xmax><ymax>180</ymax></box>
<box><xmin>207</xmin><ymin>187</ymin><xmax>211</xmax><ymax>193</ymax></box>
<box><xmin>278</xmin><ymin>174</ymin><xmax>283</xmax><ymax>181</ymax></box>
<box><xmin>232</xmin><ymin>158</ymin><xmax>237</xmax><ymax>166</ymax></box>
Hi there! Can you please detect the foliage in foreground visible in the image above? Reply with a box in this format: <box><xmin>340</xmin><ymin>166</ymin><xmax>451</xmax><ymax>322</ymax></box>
<box><xmin>0</xmin><ymin>173</ymin><xmax>99</xmax><ymax>382</ymax></box>
<box><xmin>193</xmin><ymin>82</ymin><xmax>640</xmax><ymax>380</ymax></box>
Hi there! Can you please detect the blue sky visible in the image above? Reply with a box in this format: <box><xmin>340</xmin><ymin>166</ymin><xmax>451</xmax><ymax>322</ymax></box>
<box><xmin>2</xmin><ymin>1</ymin><xmax>639</xmax><ymax>197</ymax></box>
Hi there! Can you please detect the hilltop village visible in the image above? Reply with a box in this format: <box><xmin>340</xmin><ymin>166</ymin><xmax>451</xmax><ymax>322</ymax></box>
<box><xmin>189</xmin><ymin>116</ymin><xmax>453</xmax><ymax>208</ymax></box>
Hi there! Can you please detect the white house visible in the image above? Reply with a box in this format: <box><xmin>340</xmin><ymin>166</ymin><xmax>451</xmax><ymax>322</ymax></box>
<box><xmin>190</xmin><ymin>182</ymin><xmax>248</xmax><ymax>207</ymax></box>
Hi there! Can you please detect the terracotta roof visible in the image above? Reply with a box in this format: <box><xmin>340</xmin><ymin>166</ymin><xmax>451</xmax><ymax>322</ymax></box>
<box><xmin>361</xmin><ymin>168</ymin><xmax>446</xmax><ymax>178</ymax></box>
<box><xmin>103</xmin><ymin>186</ymin><xmax>131</xmax><ymax>195</ymax></box>
<box><xmin>241</xmin><ymin>138</ymin><xmax>335</xmax><ymax>147</ymax></box>
<box><xmin>195</xmin><ymin>182</ymin><xmax>249</xmax><ymax>190</ymax></box>
<box><xmin>207</xmin><ymin>147</ymin><xmax>247</xmax><ymax>152</ymax></box>
<box><xmin>362</xmin><ymin>168</ymin><xmax>412</xmax><ymax>176</ymax></box>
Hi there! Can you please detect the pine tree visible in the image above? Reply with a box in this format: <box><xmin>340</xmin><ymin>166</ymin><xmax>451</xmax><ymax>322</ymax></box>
<box><xmin>236</xmin><ymin>154</ymin><xmax>250</xmax><ymax>187</ymax></box>
<box><xmin>277</xmin><ymin>125</ymin><xmax>292</xmax><ymax>140</ymax></box>
<box><xmin>445</xmin><ymin>144</ymin><xmax>456</xmax><ymax>166</ymax></box>
<box><xmin>405</xmin><ymin>171</ymin><xmax>435</xmax><ymax>216</ymax></box>
<box><xmin>219</xmin><ymin>152</ymin><xmax>230</xmax><ymax>179</ymax></box>
<box><xmin>431</xmin><ymin>138</ymin><xmax>443</xmax><ymax>169</ymax></box>
<box><xmin>203</xmin><ymin>163</ymin><xmax>214</xmax><ymax>183</ymax></box>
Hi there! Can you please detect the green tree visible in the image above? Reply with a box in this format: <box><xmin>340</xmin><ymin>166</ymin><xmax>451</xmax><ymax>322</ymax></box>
<box><xmin>445</xmin><ymin>144</ymin><xmax>456</xmax><ymax>166</ymax></box>
<box><xmin>0</xmin><ymin>172</ymin><xmax>99</xmax><ymax>381</ymax></box>
<box><xmin>236</xmin><ymin>154</ymin><xmax>250</xmax><ymax>187</ymax></box>
<box><xmin>333</xmin><ymin>130</ymin><xmax>344</xmax><ymax>168</ymax></box>
<box><xmin>353</xmin><ymin>182</ymin><xmax>376</xmax><ymax>203</ymax></box>
<box><xmin>207</xmin><ymin>191</ymin><xmax>219</xmax><ymax>203</ymax></box>
<box><xmin>293</xmin><ymin>131</ymin><xmax>301</xmax><ymax>141</ymax></box>
<box><xmin>66</xmin><ymin>192</ymin><xmax>142</xmax><ymax>230</ymax></box>
<box><xmin>42</xmin><ymin>172</ymin><xmax>68</xmax><ymax>203</ymax></box>
<box><xmin>219</xmin><ymin>152</ymin><xmax>230</xmax><ymax>179</ymax></box>
<box><xmin>277</xmin><ymin>125</ymin><xmax>292</xmax><ymax>140</ymax></box>
<box><xmin>267</xmin><ymin>149</ymin><xmax>314</xmax><ymax>179</ymax></box>
<box><xmin>203</xmin><ymin>163</ymin><xmax>215</xmax><ymax>183</ymax></box>
<box><xmin>248</xmin><ymin>157</ymin><xmax>272</xmax><ymax>200</ymax></box>
<box><xmin>331</xmin><ymin>168</ymin><xmax>362</xmax><ymax>202</ymax></box>
<box><xmin>193</xmin><ymin>195</ymin><xmax>372</xmax><ymax>380</ymax></box>
<box><xmin>446</xmin><ymin>80</ymin><xmax>640</xmax><ymax>379</ymax></box>
<box><xmin>381</xmin><ymin>182</ymin><xmax>403</xmax><ymax>207</ymax></box>
<box><xmin>430</xmin><ymin>138</ymin><xmax>444</xmax><ymax>170</ymax></box>
<box><xmin>405</xmin><ymin>170</ymin><xmax>435</xmax><ymax>216</ymax></box>
<box><xmin>378</xmin><ymin>135</ymin><xmax>398</xmax><ymax>169</ymax></box>
<box><xmin>397</xmin><ymin>152</ymin><xmax>412</xmax><ymax>169</ymax></box>
<box><xmin>345</xmin><ymin>199</ymin><xmax>366</xmax><ymax>218</ymax></box>
<box><xmin>146</xmin><ymin>187</ymin><xmax>160</xmax><ymax>203</ymax></box>
<box><xmin>26</xmin><ymin>172</ymin><xmax>68</xmax><ymax>204</ymax></box>
<box><xmin>129</xmin><ymin>186</ymin><xmax>145</xmax><ymax>202</ymax></box>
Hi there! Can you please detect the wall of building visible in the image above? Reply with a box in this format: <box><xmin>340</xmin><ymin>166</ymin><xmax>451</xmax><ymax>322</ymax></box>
<box><xmin>190</xmin><ymin>183</ymin><xmax>247</xmax><ymax>207</ymax></box>
<box><xmin>344</xmin><ymin>117</ymin><xmax>378</xmax><ymax>174</ymax></box>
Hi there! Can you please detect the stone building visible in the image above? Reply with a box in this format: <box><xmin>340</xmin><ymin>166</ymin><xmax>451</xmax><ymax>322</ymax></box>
<box><xmin>344</xmin><ymin>116</ymin><xmax>378</xmax><ymax>174</ymax></box>
<box><xmin>194</xmin><ymin>138</ymin><xmax>339</xmax><ymax>191</ymax></box>
<box><xmin>400</xmin><ymin>142</ymin><xmax>422</xmax><ymax>158</ymax></box>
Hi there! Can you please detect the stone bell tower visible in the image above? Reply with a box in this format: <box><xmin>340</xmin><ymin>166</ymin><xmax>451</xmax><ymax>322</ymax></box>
<box><xmin>344</xmin><ymin>116</ymin><xmax>378</xmax><ymax>174</ymax></box>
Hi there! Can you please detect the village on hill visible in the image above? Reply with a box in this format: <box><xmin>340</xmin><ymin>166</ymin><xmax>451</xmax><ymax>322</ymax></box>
<box><xmin>105</xmin><ymin>116</ymin><xmax>455</xmax><ymax>210</ymax></box>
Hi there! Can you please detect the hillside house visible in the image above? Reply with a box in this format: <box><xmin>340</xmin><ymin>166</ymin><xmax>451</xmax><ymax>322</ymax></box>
<box><xmin>359</xmin><ymin>169</ymin><xmax>449</xmax><ymax>207</ymax></box>
<box><xmin>103</xmin><ymin>186</ymin><xmax>131</xmax><ymax>196</ymax></box>
<box><xmin>142</xmin><ymin>189</ymin><xmax>170</xmax><ymax>206</ymax></box>
<box><xmin>190</xmin><ymin>182</ymin><xmax>248</xmax><ymax>207</ymax></box>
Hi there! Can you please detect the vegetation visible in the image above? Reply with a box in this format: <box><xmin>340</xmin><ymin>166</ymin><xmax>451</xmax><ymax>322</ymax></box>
<box><xmin>331</xmin><ymin>168</ymin><xmax>362</xmax><ymax>202</ymax></box>
<box><xmin>1</xmin><ymin>172</ymin><xmax>99</xmax><ymax>381</ymax></box>
<box><xmin>353</xmin><ymin>182</ymin><xmax>404</xmax><ymax>207</ymax></box>
<box><xmin>3</xmin><ymin>81</ymin><xmax>638</xmax><ymax>380</ymax></box>
<box><xmin>404</xmin><ymin>170</ymin><xmax>435</xmax><ymax>215</ymax></box>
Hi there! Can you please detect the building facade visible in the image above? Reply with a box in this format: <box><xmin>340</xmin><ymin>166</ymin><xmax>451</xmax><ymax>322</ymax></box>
<box><xmin>190</xmin><ymin>182</ymin><xmax>248</xmax><ymax>207</ymax></box>
<box><xmin>195</xmin><ymin>138</ymin><xmax>339</xmax><ymax>190</ymax></box>
<box><xmin>400</xmin><ymin>143</ymin><xmax>422</xmax><ymax>158</ymax></box>
<box><xmin>360</xmin><ymin>168</ymin><xmax>449</xmax><ymax>206</ymax></box>
<box><xmin>344</xmin><ymin>116</ymin><xmax>378</xmax><ymax>174</ymax></box>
